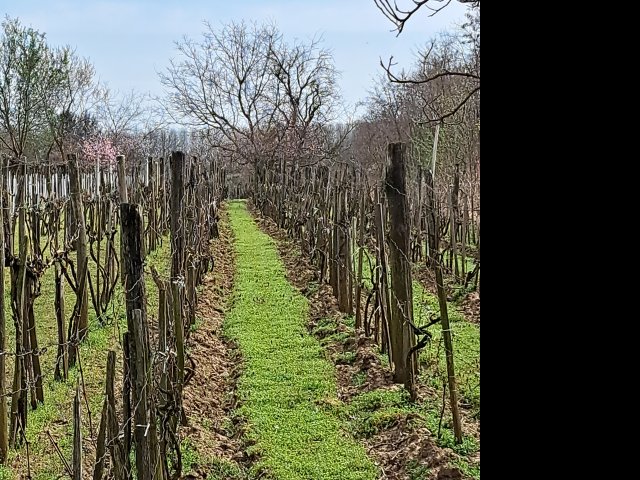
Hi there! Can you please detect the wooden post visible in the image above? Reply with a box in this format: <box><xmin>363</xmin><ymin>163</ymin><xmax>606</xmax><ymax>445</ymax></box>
<box><xmin>0</xmin><ymin>162</ymin><xmax>7</xmax><ymax>463</ymax></box>
<box><xmin>374</xmin><ymin>202</ymin><xmax>391</xmax><ymax>356</ymax></box>
<box><xmin>118</xmin><ymin>155</ymin><xmax>128</xmax><ymax>285</ymax></box>
<box><xmin>151</xmin><ymin>268</ymin><xmax>170</xmax><ymax>474</ymax></box>
<box><xmin>93</xmin><ymin>394</ymin><xmax>108</xmax><ymax>480</ymax></box>
<box><xmin>104</xmin><ymin>351</ymin><xmax>126</xmax><ymax>480</ymax></box>
<box><xmin>170</xmin><ymin>150</ymin><xmax>186</xmax><ymax>433</ymax></box>
<box><xmin>385</xmin><ymin>143</ymin><xmax>417</xmax><ymax>395</ymax></box>
<box><xmin>337</xmin><ymin>187</ymin><xmax>352</xmax><ymax>314</ymax></box>
<box><xmin>148</xmin><ymin>157</ymin><xmax>157</xmax><ymax>252</ymax></box>
<box><xmin>159</xmin><ymin>157</ymin><xmax>167</xmax><ymax>234</ymax></box>
<box><xmin>354</xmin><ymin>190</ymin><xmax>365</xmax><ymax>330</ymax></box>
<box><xmin>10</xmin><ymin>167</ymin><xmax>28</xmax><ymax>447</ymax></box>
<box><xmin>73</xmin><ymin>383</ymin><xmax>82</xmax><ymax>480</ymax></box>
<box><xmin>172</xmin><ymin>281</ymin><xmax>185</xmax><ymax>420</ymax></box>
<box><xmin>170</xmin><ymin>151</ymin><xmax>185</xmax><ymax>280</ymax></box>
<box><xmin>428</xmin><ymin>136</ymin><xmax>463</xmax><ymax>444</ymax></box>
<box><xmin>122</xmin><ymin>332</ymin><xmax>132</xmax><ymax>478</ymax></box>
<box><xmin>53</xmin><ymin>260</ymin><xmax>67</xmax><ymax>381</ymax></box>
<box><xmin>68</xmin><ymin>153</ymin><xmax>89</xmax><ymax>340</ymax></box>
<box><xmin>117</xmin><ymin>155</ymin><xmax>128</xmax><ymax>203</ymax></box>
<box><xmin>330</xmin><ymin>187</ymin><xmax>338</xmax><ymax>297</ymax></box>
<box><xmin>120</xmin><ymin>204</ymin><xmax>162</xmax><ymax>480</ymax></box>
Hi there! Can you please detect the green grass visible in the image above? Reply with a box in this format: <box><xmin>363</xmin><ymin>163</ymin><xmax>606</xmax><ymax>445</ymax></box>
<box><xmin>333</xmin><ymin>387</ymin><xmax>478</xmax><ymax>478</ymax></box>
<box><xmin>207</xmin><ymin>458</ymin><xmax>246</xmax><ymax>480</ymax></box>
<box><xmin>225</xmin><ymin>200</ymin><xmax>377</xmax><ymax>480</ymax></box>
<box><xmin>356</xmin><ymin>246</ymin><xmax>480</xmax><ymax>412</ymax></box>
<box><xmin>337</xmin><ymin>389</ymin><xmax>416</xmax><ymax>438</ymax></box>
<box><xmin>333</xmin><ymin>387</ymin><xmax>478</xmax><ymax>479</ymax></box>
<box><xmin>179</xmin><ymin>435</ymin><xmax>247</xmax><ymax>480</ymax></box>
<box><xmin>412</xmin><ymin>282</ymin><xmax>480</xmax><ymax>412</ymax></box>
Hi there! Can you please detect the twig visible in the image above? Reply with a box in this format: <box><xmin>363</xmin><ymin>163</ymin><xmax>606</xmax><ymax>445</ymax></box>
<box><xmin>46</xmin><ymin>430</ymin><xmax>74</xmax><ymax>478</ymax></box>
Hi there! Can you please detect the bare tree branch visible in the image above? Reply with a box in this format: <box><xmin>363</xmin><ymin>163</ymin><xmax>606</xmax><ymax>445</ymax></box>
<box><xmin>373</xmin><ymin>0</ymin><xmax>478</xmax><ymax>35</ymax></box>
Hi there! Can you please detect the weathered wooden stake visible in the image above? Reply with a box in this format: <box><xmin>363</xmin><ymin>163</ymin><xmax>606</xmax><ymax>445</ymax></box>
<box><xmin>170</xmin><ymin>151</ymin><xmax>185</xmax><ymax>279</ymax></box>
<box><xmin>122</xmin><ymin>332</ymin><xmax>132</xmax><ymax>478</ymax></box>
<box><xmin>73</xmin><ymin>383</ymin><xmax>82</xmax><ymax>480</ymax></box>
<box><xmin>120</xmin><ymin>203</ymin><xmax>163</xmax><ymax>480</ymax></box>
<box><xmin>68</xmin><ymin>153</ymin><xmax>89</xmax><ymax>340</ymax></box>
<box><xmin>106</xmin><ymin>349</ymin><xmax>126</xmax><ymax>480</ymax></box>
<box><xmin>93</xmin><ymin>393</ymin><xmax>108</xmax><ymax>480</ymax></box>
<box><xmin>0</xmin><ymin>162</ymin><xmax>7</xmax><ymax>463</ymax></box>
<box><xmin>385</xmin><ymin>143</ymin><xmax>417</xmax><ymax>395</ymax></box>
<box><xmin>354</xmin><ymin>191</ymin><xmax>365</xmax><ymax>330</ymax></box>
<box><xmin>10</xmin><ymin>168</ymin><xmax>28</xmax><ymax>448</ymax></box>
<box><xmin>117</xmin><ymin>155</ymin><xmax>128</xmax><ymax>203</ymax></box>
<box><xmin>428</xmin><ymin>136</ymin><xmax>463</xmax><ymax>444</ymax></box>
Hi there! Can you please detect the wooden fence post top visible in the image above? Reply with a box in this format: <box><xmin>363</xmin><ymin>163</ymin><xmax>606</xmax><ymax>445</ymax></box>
<box><xmin>386</xmin><ymin>142</ymin><xmax>407</xmax><ymax>194</ymax></box>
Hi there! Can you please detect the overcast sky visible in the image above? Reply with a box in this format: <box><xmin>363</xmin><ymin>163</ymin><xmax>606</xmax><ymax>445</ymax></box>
<box><xmin>0</xmin><ymin>0</ymin><xmax>471</xmax><ymax>116</ymax></box>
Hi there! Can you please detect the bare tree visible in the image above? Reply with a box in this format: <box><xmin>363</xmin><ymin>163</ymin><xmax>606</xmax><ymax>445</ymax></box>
<box><xmin>375</xmin><ymin>2</ymin><xmax>480</xmax><ymax>124</ymax></box>
<box><xmin>45</xmin><ymin>47</ymin><xmax>97</xmax><ymax>163</ymax></box>
<box><xmin>160</xmin><ymin>21</ymin><xmax>343</xmax><ymax>172</ymax></box>
<box><xmin>267</xmin><ymin>36</ymin><xmax>341</xmax><ymax>163</ymax></box>
<box><xmin>95</xmin><ymin>88</ymin><xmax>151</xmax><ymax>151</ymax></box>
<box><xmin>160</xmin><ymin>21</ymin><xmax>282</xmax><ymax>165</ymax></box>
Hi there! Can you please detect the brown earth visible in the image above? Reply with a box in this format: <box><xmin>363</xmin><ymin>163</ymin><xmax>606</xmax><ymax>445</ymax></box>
<box><xmin>178</xmin><ymin>204</ymin><xmax>246</xmax><ymax>478</ymax></box>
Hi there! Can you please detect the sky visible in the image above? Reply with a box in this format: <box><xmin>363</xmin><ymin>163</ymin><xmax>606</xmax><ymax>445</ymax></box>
<box><xmin>0</xmin><ymin>0</ymin><xmax>471</xmax><ymax>117</ymax></box>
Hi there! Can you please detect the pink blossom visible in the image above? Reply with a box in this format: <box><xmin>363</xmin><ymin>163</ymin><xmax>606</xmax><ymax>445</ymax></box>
<box><xmin>81</xmin><ymin>135</ymin><xmax>118</xmax><ymax>167</ymax></box>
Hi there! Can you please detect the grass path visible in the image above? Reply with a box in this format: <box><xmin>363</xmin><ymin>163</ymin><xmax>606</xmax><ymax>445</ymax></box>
<box><xmin>225</xmin><ymin>201</ymin><xmax>377</xmax><ymax>480</ymax></box>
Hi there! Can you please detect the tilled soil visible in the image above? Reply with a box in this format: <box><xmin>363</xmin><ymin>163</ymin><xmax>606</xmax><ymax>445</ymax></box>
<box><xmin>178</xmin><ymin>204</ymin><xmax>247</xmax><ymax>478</ymax></box>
